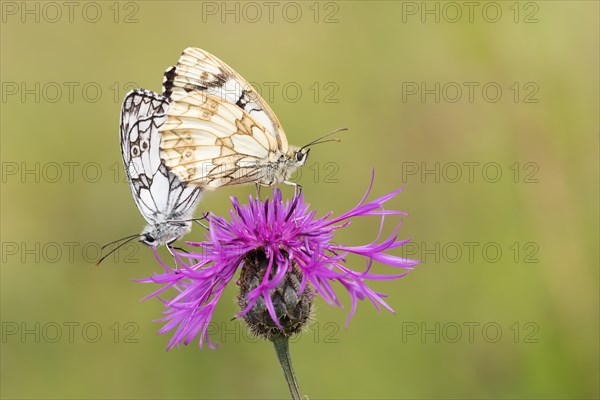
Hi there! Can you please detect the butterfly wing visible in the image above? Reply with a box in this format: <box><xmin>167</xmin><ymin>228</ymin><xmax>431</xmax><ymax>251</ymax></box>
<box><xmin>162</xmin><ymin>47</ymin><xmax>289</xmax><ymax>152</ymax></box>
<box><xmin>159</xmin><ymin>48</ymin><xmax>291</xmax><ymax>189</ymax></box>
<box><xmin>159</xmin><ymin>91</ymin><xmax>280</xmax><ymax>188</ymax></box>
<box><xmin>120</xmin><ymin>90</ymin><xmax>202</xmax><ymax>224</ymax></box>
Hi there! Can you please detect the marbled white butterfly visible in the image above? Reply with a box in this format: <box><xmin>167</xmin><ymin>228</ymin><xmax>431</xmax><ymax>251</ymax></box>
<box><xmin>97</xmin><ymin>90</ymin><xmax>203</xmax><ymax>264</ymax></box>
<box><xmin>159</xmin><ymin>47</ymin><xmax>344</xmax><ymax>194</ymax></box>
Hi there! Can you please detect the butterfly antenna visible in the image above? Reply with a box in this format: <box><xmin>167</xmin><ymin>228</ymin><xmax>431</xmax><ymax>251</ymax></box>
<box><xmin>300</xmin><ymin>127</ymin><xmax>348</xmax><ymax>151</ymax></box>
<box><xmin>96</xmin><ymin>234</ymin><xmax>139</xmax><ymax>266</ymax></box>
<box><xmin>99</xmin><ymin>233</ymin><xmax>139</xmax><ymax>250</ymax></box>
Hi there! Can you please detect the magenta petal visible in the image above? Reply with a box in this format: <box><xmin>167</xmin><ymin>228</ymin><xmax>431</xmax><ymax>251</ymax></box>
<box><xmin>139</xmin><ymin>174</ymin><xmax>420</xmax><ymax>349</ymax></box>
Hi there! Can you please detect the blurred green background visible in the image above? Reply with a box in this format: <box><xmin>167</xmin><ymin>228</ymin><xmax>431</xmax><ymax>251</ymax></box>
<box><xmin>1</xmin><ymin>1</ymin><xmax>598</xmax><ymax>399</ymax></box>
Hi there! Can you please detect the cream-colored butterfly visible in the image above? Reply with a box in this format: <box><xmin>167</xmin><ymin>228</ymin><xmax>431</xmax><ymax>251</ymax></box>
<box><xmin>159</xmin><ymin>47</ymin><xmax>344</xmax><ymax>194</ymax></box>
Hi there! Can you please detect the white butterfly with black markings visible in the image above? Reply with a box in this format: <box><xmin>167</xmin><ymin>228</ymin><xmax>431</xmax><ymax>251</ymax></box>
<box><xmin>98</xmin><ymin>48</ymin><xmax>342</xmax><ymax>264</ymax></box>
<box><xmin>159</xmin><ymin>47</ymin><xmax>345</xmax><ymax>194</ymax></box>
<box><xmin>97</xmin><ymin>89</ymin><xmax>203</xmax><ymax>265</ymax></box>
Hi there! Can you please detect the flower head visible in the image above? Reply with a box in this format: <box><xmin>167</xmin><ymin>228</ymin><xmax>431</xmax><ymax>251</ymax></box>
<box><xmin>141</xmin><ymin>176</ymin><xmax>420</xmax><ymax>349</ymax></box>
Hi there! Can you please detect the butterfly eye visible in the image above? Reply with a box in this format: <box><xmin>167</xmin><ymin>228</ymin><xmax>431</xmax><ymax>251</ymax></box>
<box><xmin>296</xmin><ymin>151</ymin><xmax>304</xmax><ymax>161</ymax></box>
<box><xmin>142</xmin><ymin>234</ymin><xmax>156</xmax><ymax>246</ymax></box>
<box><xmin>131</xmin><ymin>144</ymin><xmax>140</xmax><ymax>157</ymax></box>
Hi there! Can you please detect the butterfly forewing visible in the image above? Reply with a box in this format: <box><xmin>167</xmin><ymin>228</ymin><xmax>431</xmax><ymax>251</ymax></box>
<box><xmin>162</xmin><ymin>47</ymin><xmax>288</xmax><ymax>150</ymax></box>
<box><xmin>161</xmin><ymin>48</ymin><xmax>288</xmax><ymax>188</ymax></box>
<box><xmin>158</xmin><ymin>47</ymin><xmax>309</xmax><ymax>193</ymax></box>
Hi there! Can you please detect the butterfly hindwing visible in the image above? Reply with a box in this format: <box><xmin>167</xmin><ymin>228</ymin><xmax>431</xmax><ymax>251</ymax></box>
<box><xmin>120</xmin><ymin>90</ymin><xmax>202</xmax><ymax>225</ymax></box>
<box><xmin>159</xmin><ymin>91</ymin><xmax>278</xmax><ymax>188</ymax></box>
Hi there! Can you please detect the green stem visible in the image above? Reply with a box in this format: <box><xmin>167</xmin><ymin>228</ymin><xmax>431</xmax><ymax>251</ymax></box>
<box><xmin>272</xmin><ymin>335</ymin><xmax>302</xmax><ymax>400</ymax></box>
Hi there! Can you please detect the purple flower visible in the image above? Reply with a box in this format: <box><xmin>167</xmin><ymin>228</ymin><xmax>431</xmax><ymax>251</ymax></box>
<box><xmin>140</xmin><ymin>175</ymin><xmax>420</xmax><ymax>349</ymax></box>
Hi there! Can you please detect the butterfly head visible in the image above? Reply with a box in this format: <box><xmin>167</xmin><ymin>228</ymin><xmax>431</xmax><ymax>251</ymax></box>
<box><xmin>289</xmin><ymin>146</ymin><xmax>310</xmax><ymax>167</ymax></box>
<box><xmin>140</xmin><ymin>221</ymin><xmax>192</xmax><ymax>247</ymax></box>
<box><xmin>276</xmin><ymin>146</ymin><xmax>309</xmax><ymax>182</ymax></box>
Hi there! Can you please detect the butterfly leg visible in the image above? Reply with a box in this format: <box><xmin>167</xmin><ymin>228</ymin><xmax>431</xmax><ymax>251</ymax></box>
<box><xmin>192</xmin><ymin>212</ymin><xmax>210</xmax><ymax>230</ymax></box>
<box><xmin>165</xmin><ymin>245</ymin><xmax>177</xmax><ymax>269</ymax></box>
<box><xmin>284</xmin><ymin>181</ymin><xmax>302</xmax><ymax>198</ymax></box>
<box><xmin>166</xmin><ymin>245</ymin><xmax>188</xmax><ymax>271</ymax></box>
<box><xmin>255</xmin><ymin>183</ymin><xmax>263</xmax><ymax>200</ymax></box>
<box><xmin>283</xmin><ymin>181</ymin><xmax>304</xmax><ymax>226</ymax></box>
<box><xmin>171</xmin><ymin>246</ymin><xmax>188</xmax><ymax>254</ymax></box>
